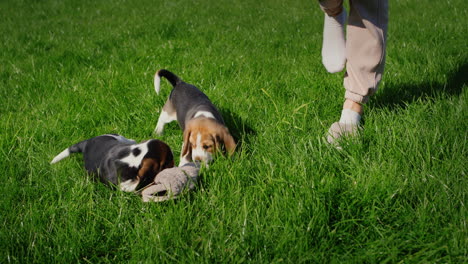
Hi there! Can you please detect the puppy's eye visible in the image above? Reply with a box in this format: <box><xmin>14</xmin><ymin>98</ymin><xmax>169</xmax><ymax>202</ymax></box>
<box><xmin>203</xmin><ymin>145</ymin><xmax>210</xmax><ymax>150</ymax></box>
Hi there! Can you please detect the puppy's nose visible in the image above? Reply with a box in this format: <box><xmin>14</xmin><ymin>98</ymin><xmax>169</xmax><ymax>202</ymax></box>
<box><xmin>194</xmin><ymin>156</ymin><xmax>202</xmax><ymax>162</ymax></box>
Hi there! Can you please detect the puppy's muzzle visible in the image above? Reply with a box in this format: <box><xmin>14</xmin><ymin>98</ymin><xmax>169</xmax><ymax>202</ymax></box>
<box><xmin>192</xmin><ymin>152</ymin><xmax>213</xmax><ymax>164</ymax></box>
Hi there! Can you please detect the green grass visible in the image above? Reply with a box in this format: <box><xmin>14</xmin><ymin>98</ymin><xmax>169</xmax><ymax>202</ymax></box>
<box><xmin>1</xmin><ymin>0</ymin><xmax>467</xmax><ymax>262</ymax></box>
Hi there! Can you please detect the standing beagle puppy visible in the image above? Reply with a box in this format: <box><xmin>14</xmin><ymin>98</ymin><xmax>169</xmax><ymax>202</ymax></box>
<box><xmin>153</xmin><ymin>69</ymin><xmax>236</xmax><ymax>165</ymax></box>
<box><xmin>50</xmin><ymin>134</ymin><xmax>174</xmax><ymax>192</ymax></box>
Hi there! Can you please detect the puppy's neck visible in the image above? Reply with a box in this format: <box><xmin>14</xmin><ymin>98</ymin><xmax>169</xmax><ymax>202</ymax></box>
<box><xmin>193</xmin><ymin>111</ymin><xmax>215</xmax><ymax>120</ymax></box>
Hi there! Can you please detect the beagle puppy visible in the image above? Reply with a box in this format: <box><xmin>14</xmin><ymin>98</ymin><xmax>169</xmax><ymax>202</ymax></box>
<box><xmin>153</xmin><ymin>69</ymin><xmax>236</xmax><ymax>165</ymax></box>
<box><xmin>50</xmin><ymin>134</ymin><xmax>174</xmax><ymax>192</ymax></box>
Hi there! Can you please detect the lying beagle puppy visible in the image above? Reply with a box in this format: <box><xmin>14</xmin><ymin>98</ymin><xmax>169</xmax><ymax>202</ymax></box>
<box><xmin>153</xmin><ymin>69</ymin><xmax>236</xmax><ymax>165</ymax></box>
<box><xmin>50</xmin><ymin>134</ymin><xmax>174</xmax><ymax>192</ymax></box>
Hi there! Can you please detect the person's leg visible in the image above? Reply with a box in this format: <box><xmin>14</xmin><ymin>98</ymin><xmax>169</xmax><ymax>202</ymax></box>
<box><xmin>319</xmin><ymin>0</ymin><xmax>347</xmax><ymax>73</ymax></box>
<box><xmin>327</xmin><ymin>0</ymin><xmax>388</xmax><ymax>144</ymax></box>
<box><xmin>344</xmin><ymin>0</ymin><xmax>388</xmax><ymax>104</ymax></box>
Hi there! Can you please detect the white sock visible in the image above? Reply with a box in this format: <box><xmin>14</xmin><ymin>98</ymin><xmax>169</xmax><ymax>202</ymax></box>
<box><xmin>339</xmin><ymin>109</ymin><xmax>361</xmax><ymax>125</ymax></box>
<box><xmin>321</xmin><ymin>9</ymin><xmax>347</xmax><ymax>73</ymax></box>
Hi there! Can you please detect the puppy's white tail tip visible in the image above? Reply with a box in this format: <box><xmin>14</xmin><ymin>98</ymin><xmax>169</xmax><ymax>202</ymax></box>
<box><xmin>154</xmin><ymin>72</ymin><xmax>161</xmax><ymax>95</ymax></box>
<box><xmin>50</xmin><ymin>148</ymin><xmax>70</xmax><ymax>164</ymax></box>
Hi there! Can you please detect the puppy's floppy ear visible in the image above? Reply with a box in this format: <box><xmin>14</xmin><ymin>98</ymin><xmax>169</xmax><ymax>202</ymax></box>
<box><xmin>136</xmin><ymin>158</ymin><xmax>159</xmax><ymax>190</ymax></box>
<box><xmin>138</xmin><ymin>158</ymin><xmax>158</xmax><ymax>179</ymax></box>
<box><xmin>159</xmin><ymin>143</ymin><xmax>175</xmax><ymax>169</ymax></box>
<box><xmin>181</xmin><ymin>128</ymin><xmax>192</xmax><ymax>158</ymax></box>
<box><xmin>220</xmin><ymin>127</ymin><xmax>236</xmax><ymax>155</ymax></box>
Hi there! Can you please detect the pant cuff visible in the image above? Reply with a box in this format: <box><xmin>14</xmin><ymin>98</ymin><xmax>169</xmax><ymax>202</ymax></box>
<box><xmin>345</xmin><ymin>90</ymin><xmax>369</xmax><ymax>104</ymax></box>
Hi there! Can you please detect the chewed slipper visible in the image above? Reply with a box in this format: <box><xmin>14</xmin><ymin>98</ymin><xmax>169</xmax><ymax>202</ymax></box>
<box><xmin>141</xmin><ymin>163</ymin><xmax>200</xmax><ymax>202</ymax></box>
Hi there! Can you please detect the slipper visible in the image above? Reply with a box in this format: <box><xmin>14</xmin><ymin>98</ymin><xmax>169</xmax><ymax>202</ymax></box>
<box><xmin>141</xmin><ymin>163</ymin><xmax>199</xmax><ymax>202</ymax></box>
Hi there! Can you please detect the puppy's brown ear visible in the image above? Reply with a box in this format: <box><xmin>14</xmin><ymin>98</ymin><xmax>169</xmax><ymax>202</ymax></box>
<box><xmin>221</xmin><ymin>128</ymin><xmax>236</xmax><ymax>155</ymax></box>
<box><xmin>181</xmin><ymin>128</ymin><xmax>192</xmax><ymax>158</ymax></box>
<box><xmin>136</xmin><ymin>158</ymin><xmax>160</xmax><ymax>190</ymax></box>
<box><xmin>138</xmin><ymin>158</ymin><xmax>159</xmax><ymax>179</ymax></box>
<box><xmin>159</xmin><ymin>143</ymin><xmax>175</xmax><ymax>170</ymax></box>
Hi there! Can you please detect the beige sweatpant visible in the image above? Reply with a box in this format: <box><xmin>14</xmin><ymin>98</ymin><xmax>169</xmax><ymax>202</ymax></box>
<box><xmin>319</xmin><ymin>0</ymin><xmax>388</xmax><ymax>104</ymax></box>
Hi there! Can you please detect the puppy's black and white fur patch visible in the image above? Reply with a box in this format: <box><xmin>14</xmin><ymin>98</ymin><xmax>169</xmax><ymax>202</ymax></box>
<box><xmin>51</xmin><ymin>134</ymin><xmax>174</xmax><ymax>192</ymax></box>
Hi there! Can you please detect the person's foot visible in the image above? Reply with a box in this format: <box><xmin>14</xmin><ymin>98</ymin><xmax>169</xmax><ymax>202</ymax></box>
<box><xmin>321</xmin><ymin>9</ymin><xmax>347</xmax><ymax>73</ymax></box>
<box><xmin>327</xmin><ymin>122</ymin><xmax>359</xmax><ymax>145</ymax></box>
<box><xmin>327</xmin><ymin>100</ymin><xmax>362</xmax><ymax>145</ymax></box>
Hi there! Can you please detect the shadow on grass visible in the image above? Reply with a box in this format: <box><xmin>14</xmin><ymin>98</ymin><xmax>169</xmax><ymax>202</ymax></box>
<box><xmin>370</xmin><ymin>62</ymin><xmax>467</xmax><ymax>110</ymax></box>
<box><xmin>220</xmin><ymin>108</ymin><xmax>256</xmax><ymax>152</ymax></box>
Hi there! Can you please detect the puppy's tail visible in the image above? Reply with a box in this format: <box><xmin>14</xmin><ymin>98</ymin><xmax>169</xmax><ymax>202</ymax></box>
<box><xmin>154</xmin><ymin>69</ymin><xmax>182</xmax><ymax>95</ymax></box>
<box><xmin>50</xmin><ymin>140</ymin><xmax>88</xmax><ymax>164</ymax></box>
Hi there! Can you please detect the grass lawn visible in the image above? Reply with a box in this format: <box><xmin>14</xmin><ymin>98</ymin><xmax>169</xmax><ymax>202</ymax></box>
<box><xmin>0</xmin><ymin>0</ymin><xmax>466</xmax><ymax>262</ymax></box>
